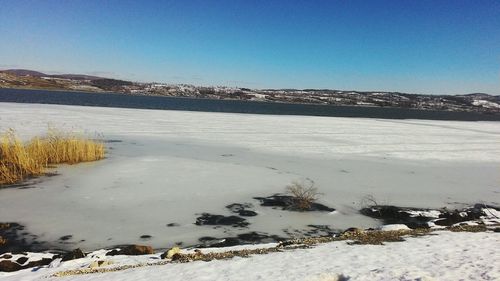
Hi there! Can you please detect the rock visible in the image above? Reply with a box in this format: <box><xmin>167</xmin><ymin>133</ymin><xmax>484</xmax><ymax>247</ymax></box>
<box><xmin>61</xmin><ymin>248</ymin><xmax>86</xmax><ymax>261</ymax></box>
<box><xmin>25</xmin><ymin>258</ymin><xmax>53</xmax><ymax>268</ymax></box>
<box><xmin>1</xmin><ymin>257</ymin><xmax>55</xmax><ymax>271</ymax></box>
<box><xmin>166</xmin><ymin>223</ymin><xmax>180</xmax><ymax>227</ymax></box>
<box><xmin>48</xmin><ymin>258</ymin><xmax>62</xmax><ymax>268</ymax></box>
<box><xmin>0</xmin><ymin>260</ymin><xmax>22</xmax><ymax>272</ymax></box>
<box><xmin>106</xmin><ymin>245</ymin><xmax>154</xmax><ymax>256</ymax></box>
<box><xmin>15</xmin><ymin>256</ymin><xmax>28</xmax><ymax>265</ymax></box>
<box><xmin>361</xmin><ymin>204</ymin><xmax>494</xmax><ymax>228</ymax></box>
<box><xmin>195</xmin><ymin>213</ymin><xmax>249</xmax><ymax>227</ymax></box>
<box><xmin>170</xmin><ymin>253</ymin><xmax>184</xmax><ymax>262</ymax></box>
<box><xmin>494</xmin><ymin>227</ymin><xmax>500</xmax><ymax>233</ymax></box>
<box><xmin>140</xmin><ymin>235</ymin><xmax>152</xmax><ymax>240</ymax></box>
<box><xmin>360</xmin><ymin>205</ymin><xmax>437</xmax><ymax>228</ymax></box>
<box><xmin>160</xmin><ymin>246</ymin><xmax>180</xmax><ymax>259</ymax></box>
<box><xmin>89</xmin><ymin>260</ymin><xmax>114</xmax><ymax>269</ymax></box>
<box><xmin>254</xmin><ymin>195</ymin><xmax>335</xmax><ymax>212</ymax></box>
<box><xmin>434</xmin><ymin>208</ymin><xmax>484</xmax><ymax>226</ymax></box>
<box><xmin>0</xmin><ymin>254</ymin><xmax>12</xmax><ymax>259</ymax></box>
<box><xmin>106</xmin><ymin>249</ymin><xmax>120</xmax><ymax>256</ymax></box>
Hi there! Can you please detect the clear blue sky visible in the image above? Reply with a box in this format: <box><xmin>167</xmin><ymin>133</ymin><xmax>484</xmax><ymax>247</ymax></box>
<box><xmin>1</xmin><ymin>0</ymin><xmax>499</xmax><ymax>94</ymax></box>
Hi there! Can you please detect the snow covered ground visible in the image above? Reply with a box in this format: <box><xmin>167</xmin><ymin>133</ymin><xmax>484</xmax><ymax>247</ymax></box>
<box><xmin>0</xmin><ymin>231</ymin><xmax>498</xmax><ymax>281</ymax></box>
<box><xmin>0</xmin><ymin>102</ymin><xmax>499</xmax><ymax>251</ymax></box>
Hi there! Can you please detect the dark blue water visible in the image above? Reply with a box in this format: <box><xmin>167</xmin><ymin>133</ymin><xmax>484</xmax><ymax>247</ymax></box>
<box><xmin>1</xmin><ymin>88</ymin><xmax>499</xmax><ymax>121</ymax></box>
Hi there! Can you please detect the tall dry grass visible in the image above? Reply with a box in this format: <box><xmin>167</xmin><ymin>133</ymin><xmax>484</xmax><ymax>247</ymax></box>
<box><xmin>0</xmin><ymin>129</ymin><xmax>105</xmax><ymax>185</ymax></box>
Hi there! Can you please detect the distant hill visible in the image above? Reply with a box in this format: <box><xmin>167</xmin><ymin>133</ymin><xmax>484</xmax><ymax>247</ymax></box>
<box><xmin>1</xmin><ymin>69</ymin><xmax>47</xmax><ymax>77</ymax></box>
<box><xmin>91</xmin><ymin>78</ymin><xmax>133</xmax><ymax>91</ymax></box>
<box><xmin>1</xmin><ymin>68</ymin><xmax>499</xmax><ymax>115</ymax></box>
<box><xmin>50</xmin><ymin>74</ymin><xmax>103</xmax><ymax>80</ymax></box>
<box><xmin>0</xmin><ymin>71</ymin><xmax>105</xmax><ymax>92</ymax></box>
<box><xmin>0</xmin><ymin>69</ymin><xmax>103</xmax><ymax>80</ymax></box>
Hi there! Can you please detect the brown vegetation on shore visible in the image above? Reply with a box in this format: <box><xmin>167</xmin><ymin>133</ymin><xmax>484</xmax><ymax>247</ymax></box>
<box><xmin>0</xmin><ymin>129</ymin><xmax>105</xmax><ymax>185</ymax></box>
<box><xmin>50</xmin><ymin>225</ymin><xmax>497</xmax><ymax>277</ymax></box>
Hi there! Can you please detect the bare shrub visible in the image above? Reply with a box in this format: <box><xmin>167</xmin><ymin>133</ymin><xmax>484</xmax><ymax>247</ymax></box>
<box><xmin>286</xmin><ymin>180</ymin><xmax>321</xmax><ymax>210</ymax></box>
<box><xmin>360</xmin><ymin>194</ymin><xmax>379</xmax><ymax>208</ymax></box>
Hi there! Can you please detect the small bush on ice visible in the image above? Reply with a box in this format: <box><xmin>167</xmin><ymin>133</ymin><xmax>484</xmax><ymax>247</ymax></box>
<box><xmin>286</xmin><ymin>180</ymin><xmax>322</xmax><ymax>210</ymax></box>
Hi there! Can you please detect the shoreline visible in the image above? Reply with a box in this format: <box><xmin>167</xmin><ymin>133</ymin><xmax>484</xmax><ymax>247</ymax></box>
<box><xmin>1</xmin><ymin>222</ymin><xmax>498</xmax><ymax>276</ymax></box>
<box><xmin>2</xmin><ymin>88</ymin><xmax>500</xmax><ymax>121</ymax></box>
<box><xmin>1</xmin><ymin>202</ymin><xmax>498</xmax><ymax>254</ymax></box>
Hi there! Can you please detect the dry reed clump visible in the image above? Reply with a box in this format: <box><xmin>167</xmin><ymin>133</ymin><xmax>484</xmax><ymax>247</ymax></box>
<box><xmin>0</xmin><ymin>129</ymin><xmax>105</xmax><ymax>185</ymax></box>
<box><xmin>0</xmin><ymin>223</ymin><xmax>10</xmax><ymax>246</ymax></box>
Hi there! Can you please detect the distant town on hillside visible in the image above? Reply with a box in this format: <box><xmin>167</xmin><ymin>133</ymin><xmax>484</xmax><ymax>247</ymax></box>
<box><xmin>1</xmin><ymin>68</ymin><xmax>499</xmax><ymax>115</ymax></box>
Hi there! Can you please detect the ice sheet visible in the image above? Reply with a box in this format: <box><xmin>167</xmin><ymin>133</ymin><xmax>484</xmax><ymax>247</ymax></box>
<box><xmin>0</xmin><ymin>102</ymin><xmax>499</xmax><ymax>250</ymax></box>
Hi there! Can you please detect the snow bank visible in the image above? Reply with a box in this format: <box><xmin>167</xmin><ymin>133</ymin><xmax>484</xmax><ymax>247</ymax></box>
<box><xmin>0</xmin><ymin>231</ymin><xmax>498</xmax><ymax>281</ymax></box>
<box><xmin>376</xmin><ymin>224</ymin><xmax>410</xmax><ymax>231</ymax></box>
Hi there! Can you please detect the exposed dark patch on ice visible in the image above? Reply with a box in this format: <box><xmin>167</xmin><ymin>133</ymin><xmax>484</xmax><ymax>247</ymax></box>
<box><xmin>197</xmin><ymin>231</ymin><xmax>286</xmax><ymax>248</ymax></box>
<box><xmin>0</xmin><ymin>223</ymin><xmax>52</xmax><ymax>253</ymax></box>
<box><xmin>104</xmin><ymin>139</ymin><xmax>123</xmax><ymax>143</ymax></box>
<box><xmin>226</xmin><ymin>203</ymin><xmax>258</xmax><ymax>216</ymax></box>
<box><xmin>306</xmin><ymin>225</ymin><xmax>339</xmax><ymax>236</ymax></box>
<box><xmin>283</xmin><ymin>225</ymin><xmax>339</xmax><ymax>238</ymax></box>
<box><xmin>254</xmin><ymin>194</ymin><xmax>335</xmax><ymax>212</ymax></box>
<box><xmin>238</xmin><ymin>210</ymin><xmax>258</xmax><ymax>216</ymax></box>
<box><xmin>140</xmin><ymin>235</ymin><xmax>152</xmax><ymax>240</ymax></box>
<box><xmin>195</xmin><ymin>213</ymin><xmax>249</xmax><ymax>228</ymax></box>
<box><xmin>59</xmin><ymin>235</ymin><xmax>73</xmax><ymax>241</ymax></box>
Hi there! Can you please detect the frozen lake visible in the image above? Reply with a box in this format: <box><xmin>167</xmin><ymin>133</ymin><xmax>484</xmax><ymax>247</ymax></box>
<box><xmin>0</xmin><ymin>102</ymin><xmax>499</xmax><ymax>251</ymax></box>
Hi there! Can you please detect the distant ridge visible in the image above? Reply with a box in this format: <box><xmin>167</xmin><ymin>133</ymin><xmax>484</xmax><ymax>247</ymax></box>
<box><xmin>1</xmin><ymin>68</ymin><xmax>499</xmax><ymax>115</ymax></box>
<box><xmin>49</xmin><ymin>74</ymin><xmax>104</xmax><ymax>81</ymax></box>
<box><xmin>1</xmin><ymin>69</ymin><xmax>47</xmax><ymax>77</ymax></box>
<box><xmin>0</xmin><ymin>69</ymin><xmax>103</xmax><ymax>81</ymax></box>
